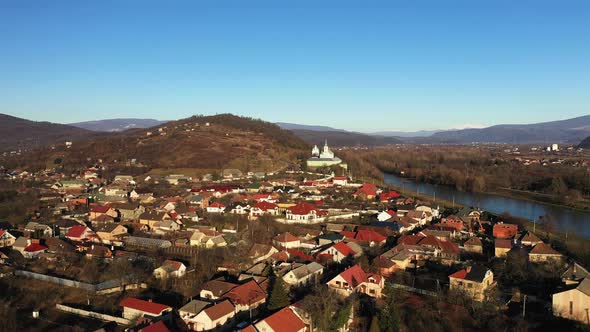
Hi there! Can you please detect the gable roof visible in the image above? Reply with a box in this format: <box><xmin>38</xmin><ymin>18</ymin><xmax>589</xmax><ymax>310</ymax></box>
<box><xmin>449</xmin><ymin>265</ymin><xmax>490</xmax><ymax>283</ymax></box>
<box><xmin>120</xmin><ymin>298</ymin><xmax>171</xmax><ymax>316</ymax></box>
<box><xmin>223</xmin><ymin>280</ymin><xmax>266</xmax><ymax>305</ymax></box>
<box><xmin>330</xmin><ymin>242</ymin><xmax>356</xmax><ymax>257</ymax></box>
<box><xmin>530</xmin><ymin>242</ymin><xmax>562</xmax><ymax>256</ymax></box>
<box><xmin>66</xmin><ymin>225</ymin><xmax>89</xmax><ymax>238</ymax></box>
<box><xmin>355</xmin><ymin>230</ymin><xmax>387</xmax><ymax>243</ymax></box>
<box><xmin>203</xmin><ymin>299</ymin><xmax>234</xmax><ymax>321</ymax></box>
<box><xmin>334</xmin><ymin>264</ymin><xmax>377</xmax><ymax>288</ymax></box>
<box><xmin>287</xmin><ymin>202</ymin><xmax>320</xmax><ymax>215</ymax></box>
<box><xmin>91</xmin><ymin>205</ymin><xmax>112</xmax><ymax>214</ymax></box>
<box><xmin>256</xmin><ymin>307</ymin><xmax>306</xmax><ymax>332</ymax></box>
<box><xmin>274</xmin><ymin>232</ymin><xmax>299</xmax><ymax>243</ymax></box>
<box><xmin>201</xmin><ymin>280</ymin><xmax>238</xmax><ymax>297</ymax></box>
<box><xmin>140</xmin><ymin>321</ymin><xmax>170</xmax><ymax>332</ymax></box>
<box><xmin>24</xmin><ymin>243</ymin><xmax>48</xmax><ymax>252</ymax></box>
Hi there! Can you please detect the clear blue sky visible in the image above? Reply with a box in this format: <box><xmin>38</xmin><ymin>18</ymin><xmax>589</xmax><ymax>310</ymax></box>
<box><xmin>1</xmin><ymin>0</ymin><xmax>589</xmax><ymax>132</ymax></box>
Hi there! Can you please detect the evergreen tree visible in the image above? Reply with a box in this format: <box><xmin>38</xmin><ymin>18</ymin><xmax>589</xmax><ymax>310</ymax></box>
<box><xmin>267</xmin><ymin>278</ymin><xmax>290</xmax><ymax>311</ymax></box>
<box><xmin>379</xmin><ymin>286</ymin><xmax>401</xmax><ymax>332</ymax></box>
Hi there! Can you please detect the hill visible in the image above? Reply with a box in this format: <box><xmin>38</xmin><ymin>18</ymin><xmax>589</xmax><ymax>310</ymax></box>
<box><xmin>430</xmin><ymin>115</ymin><xmax>590</xmax><ymax>143</ymax></box>
<box><xmin>290</xmin><ymin>129</ymin><xmax>402</xmax><ymax>147</ymax></box>
<box><xmin>69</xmin><ymin>118</ymin><xmax>167</xmax><ymax>132</ymax></box>
<box><xmin>578</xmin><ymin>136</ymin><xmax>590</xmax><ymax>149</ymax></box>
<box><xmin>276</xmin><ymin>122</ymin><xmax>345</xmax><ymax>132</ymax></box>
<box><xmin>6</xmin><ymin>114</ymin><xmax>309</xmax><ymax>171</ymax></box>
<box><xmin>0</xmin><ymin>113</ymin><xmax>98</xmax><ymax>152</ymax></box>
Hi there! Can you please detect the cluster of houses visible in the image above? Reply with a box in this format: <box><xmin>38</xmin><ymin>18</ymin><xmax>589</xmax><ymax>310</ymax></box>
<box><xmin>0</xmin><ymin>162</ymin><xmax>588</xmax><ymax>330</ymax></box>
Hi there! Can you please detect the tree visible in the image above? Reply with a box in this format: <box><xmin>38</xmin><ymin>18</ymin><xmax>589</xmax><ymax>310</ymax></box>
<box><xmin>549</xmin><ymin>176</ymin><xmax>567</xmax><ymax>195</ymax></box>
<box><xmin>369</xmin><ymin>316</ymin><xmax>381</xmax><ymax>332</ymax></box>
<box><xmin>379</xmin><ymin>285</ymin><xmax>400</xmax><ymax>332</ymax></box>
<box><xmin>267</xmin><ymin>278</ymin><xmax>290</xmax><ymax>311</ymax></box>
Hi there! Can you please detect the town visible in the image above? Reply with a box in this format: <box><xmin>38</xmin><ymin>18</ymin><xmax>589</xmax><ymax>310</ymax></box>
<box><xmin>0</xmin><ymin>140</ymin><xmax>587</xmax><ymax>332</ymax></box>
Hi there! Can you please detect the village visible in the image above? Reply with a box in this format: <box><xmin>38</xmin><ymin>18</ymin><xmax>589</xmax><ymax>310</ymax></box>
<box><xmin>0</xmin><ymin>143</ymin><xmax>588</xmax><ymax>332</ymax></box>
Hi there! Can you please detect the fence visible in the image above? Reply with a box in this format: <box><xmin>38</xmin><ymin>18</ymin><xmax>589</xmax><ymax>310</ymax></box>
<box><xmin>15</xmin><ymin>270</ymin><xmax>147</xmax><ymax>294</ymax></box>
<box><xmin>56</xmin><ymin>304</ymin><xmax>131</xmax><ymax>325</ymax></box>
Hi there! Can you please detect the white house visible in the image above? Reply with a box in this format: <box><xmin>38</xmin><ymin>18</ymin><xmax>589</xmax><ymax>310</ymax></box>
<box><xmin>193</xmin><ymin>300</ymin><xmax>235</xmax><ymax>331</ymax></box>
<box><xmin>206</xmin><ymin>202</ymin><xmax>226</xmax><ymax>214</ymax></box>
<box><xmin>153</xmin><ymin>260</ymin><xmax>187</xmax><ymax>279</ymax></box>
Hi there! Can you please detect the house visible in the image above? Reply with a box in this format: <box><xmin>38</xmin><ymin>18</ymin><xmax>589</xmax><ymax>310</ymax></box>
<box><xmin>190</xmin><ymin>230</ymin><xmax>227</xmax><ymax>248</ymax></box>
<box><xmin>373</xmin><ymin>255</ymin><xmax>398</xmax><ymax>277</ymax></box>
<box><xmin>206</xmin><ymin>202</ymin><xmax>226</xmax><ymax>214</ymax></box>
<box><xmin>377</xmin><ymin>210</ymin><xmax>397</xmax><ymax>222</ymax></box>
<box><xmin>44</xmin><ymin>237</ymin><xmax>77</xmax><ymax>256</ymax></box>
<box><xmin>332</xmin><ymin>176</ymin><xmax>348</xmax><ymax>186</ymax></box>
<box><xmin>85</xmin><ymin>245</ymin><xmax>113</xmax><ymax>259</ymax></box>
<box><xmin>529</xmin><ymin>242</ymin><xmax>565</xmax><ymax>264</ymax></box>
<box><xmin>520</xmin><ymin>232</ymin><xmax>542</xmax><ymax>246</ymax></box>
<box><xmin>228</xmin><ymin>202</ymin><xmax>251</xmax><ymax>215</ymax></box>
<box><xmin>327</xmin><ymin>264</ymin><xmax>384</xmax><ymax>298</ymax></box>
<box><xmin>494</xmin><ymin>239</ymin><xmax>513</xmax><ymax>258</ymax></box>
<box><xmin>0</xmin><ymin>229</ymin><xmax>16</xmax><ymax>248</ymax></box>
<box><xmin>318</xmin><ymin>242</ymin><xmax>359</xmax><ymax>263</ymax></box>
<box><xmin>120</xmin><ymin>297</ymin><xmax>172</xmax><ymax>320</ymax></box>
<box><xmin>449</xmin><ymin>265</ymin><xmax>494</xmax><ymax>301</ymax></box>
<box><xmin>273</xmin><ymin>232</ymin><xmax>300</xmax><ymax>249</ymax></box>
<box><xmin>65</xmin><ymin>225</ymin><xmax>96</xmax><ymax>242</ymax></box>
<box><xmin>193</xmin><ymin>299</ymin><xmax>235</xmax><ymax>331</ymax></box>
<box><xmin>249</xmin><ymin>244</ymin><xmax>279</xmax><ymax>263</ymax></box>
<box><xmin>90</xmin><ymin>205</ymin><xmax>117</xmax><ymax>221</ymax></box>
<box><xmin>282</xmin><ymin>262</ymin><xmax>324</xmax><ymax>288</ymax></box>
<box><xmin>285</xmin><ymin>202</ymin><xmax>326</xmax><ymax>224</ymax></box>
<box><xmin>154</xmin><ymin>260</ymin><xmax>187</xmax><ymax>279</ymax></box>
<box><xmin>12</xmin><ymin>236</ymin><xmax>31</xmax><ymax>255</ymax></box>
<box><xmin>200</xmin><ymin>279</ymin><xmax>238</xmax><ymax>300</ymax></box>
<box><xmin>354</xmin><ymin>230</ymin><xmax>387</xmax><ymax>247</ymax></box>
<box><xmin>254</xmin><ymin>307</ymin><xmax>307</xmax><ymax>332</ymax></box>
<box><xmin>493</xmin><ymin>223</ymin><xmax>518</xmax><ymax>239</ymax></box>
<box><xmin>153</xmin><ymin>220</ymin><xmax>181</xmax><ymax>234</ymax></box>
<box><xmin>23</xmin><ymin>221</ymin><xmax>52</xmax><ymax>238</ymax></box>
<box><xmin>111</xmin><ymin>202</ymin><xmax>145</xmax><ymax>221</ymax></box>
<box><xmin>353</xmin><ymin>184</ymin><xmax>379</xmax><ymax>200</ymax></box>
<box><xmin>94</xmin><ymin>223</ymin><xmax>127</xmax><ymax>244</ymax></box>
<box><xmin>223</xmin><ymin>280</ymin><xmax>266</xmax><ymax>312</ymax></box>
<box><xmin>250</xmin><ymin>201</ymin><xmax>279</xmax><ymax>218</ymax></box>
<box><xmin>317</xmin><ymin>233</ymin><xmax>344</xmax><ymax>246</ymax></box>
<box><xmin>464</xmin><ymin>237</ymin><xmax>483</xmax><ymax>254</ymax></box>
<box><xmin>562</xmin><ymin>263</ymin><xmax>590</xmax><ymax>285</ymax></box>
<box><xmin>379</xmin><ymin>191</ymin><xmax>401</xmax><ymax>202</ymax></box>
<box><xmin>140</xmin><ymin>321</ymin><xmax>170</xmax><ymax>332</ymax></box>
<box><xmin>23</xmin><ymin>242</ymin><xmax>48</xmax><ymax>258</ymax></box>
<box><xmin>179</xmin><ymin>299</ymin><xmax>211</xmax><ymax>331</ymax></box>
<box><xmin>552</xmin><ymin>278</ymin><xmax>590</xmax><ymax>323</ymax></box>
<box><xmin>139</xmin><ymin>211</ymin><xmax>171</xmax><ymax>229</ymax></box>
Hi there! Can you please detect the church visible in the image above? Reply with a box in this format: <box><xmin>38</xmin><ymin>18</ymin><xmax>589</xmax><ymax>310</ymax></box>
<box><xmin>306</xmin><ymin>140</ymin><xmax>343</xmax><ymax>168</ymax></box>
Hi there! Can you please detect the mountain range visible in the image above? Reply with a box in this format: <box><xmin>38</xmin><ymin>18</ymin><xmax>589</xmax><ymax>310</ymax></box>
<box><xmin>69</xmin><ymin>118</ymin><xmax>167</xmax><ymax>132</ymax></box>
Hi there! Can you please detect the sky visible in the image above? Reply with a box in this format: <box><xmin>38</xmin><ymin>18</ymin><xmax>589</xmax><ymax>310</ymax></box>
<box><xmin>1</xmin><ymin>0</ymin><xmax>589</xmax><ymax>132</ymax></box>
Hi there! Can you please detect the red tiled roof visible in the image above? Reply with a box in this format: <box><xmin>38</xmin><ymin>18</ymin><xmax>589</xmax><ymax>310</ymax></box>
<box><xmin>254</xmin><ymin>201</ymin><xmax>278</xmax><ymax>211</ymax></box>
<box><xmin>140</xmin><ymin>321</ymin><xmax>170</xmax><ymax>332</ymax></box>
<box><xmin>398</xmin><ymin>234</ymin><xmax>425</xmax><ymax>245</ymax></box>
<box><xmin>274</xmin><ymin>232</ymin><xmax>299</xmax><ymax>243</ymax></box>
<box><xmin>162</xmin><ymin>260</ymin><xmax>184</xmax><ymax>271</ymax></box>
<box><xmin>209</xmin><ymin>202</ymin><xmax>226</xmax><ymax>208</ymax></box>
<box><xmin>119</xmin><ymin>298</ymin><xmax>171</xmax><ymax>316</ymax></box>
<box><xmin>380</xmin><ymin>191</ymin><xmax>401</xmax><ymax>201</ymax></box>
<box><xmin>286</xmin><ymin>248</ymin><xmax>315</xmax><ymax>262</ymax></box>
<box><xmin>337</xmin><ymin>264</ymin><xmax>371</xmax><ymax>288</ymax></box>
<box><xmin>355</xmin><ymin>230</ymin><xmax>387</xmax><ymax>243</ymax></box>
<box><xmin>204</xmin><ymin>299</ymin><xmax>235</xmax><ymax>321</ymax></box>
<box><xmin>0</xmin><ymin>230</ymin><xmax>5</xmax><ymax>237</ymax></box>
<box><xmin>331</xmin><ymin>242</ymin><xmax>356</xmax><ymax>257</ymax></box>
<box><xmin>259</xmin><ymin>307</ymin><xmax>306</xmax><ymax>332</ymax></box>
<box><xmin>530</xmin><ymin>242</ymin><xmax>562</xmax><ymax>255</ymax></box>
<box><xmin>223</xmin><ymin>280</ymin><xmax>266</xmax><ymax>305</ymax></box>
<box><xmin>24</xmin><ymin>243</ymin><xmax>48</xmax><ymax>252</ymax></box>
<box><xmin>287</xmin><ymin>202</ymin><xmax>319</xmax><ymax>215</ymax></box>
<box><xmin>91</xmin><ymin>205</ymin><xmax>111</xmax><ymax>213</ymax></box>
<box><xmin>339</xmin><ymin>231</ymin><xmax>356</xmax><ymax>239</ymax></box>
<box><xmin>66</xmin><ymin>225</ymin><xmax>88</xmax><ymax>238</ymax></box>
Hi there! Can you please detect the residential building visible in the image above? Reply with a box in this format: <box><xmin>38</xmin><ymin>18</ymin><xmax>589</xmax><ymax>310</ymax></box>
<box><xmin>449</xmin><ymin>265</ymin><xmax>494</xmax><ymax>301</ymax></box>
<box><xmin>327</xmin><ymin>264</ymin><xmax>384</xmax><ymax>298</ymax></box>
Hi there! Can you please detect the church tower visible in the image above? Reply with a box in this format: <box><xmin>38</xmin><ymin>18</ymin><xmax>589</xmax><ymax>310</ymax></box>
<box><xmin>312</xmin><ymin>145</ymin><xmax>320</xmax><ymax>157</ymax></box>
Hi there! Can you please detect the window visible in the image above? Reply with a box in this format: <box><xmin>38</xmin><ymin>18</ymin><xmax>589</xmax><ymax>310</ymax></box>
<box><xmin>570</xmin><ymin>301</ymin><xmax>573</xmax><ymax>316</ymax></box>
<box><xmin>467</xmin><ymin>283</ymin><xmax>473</xmax><ymax>288</ymax></box>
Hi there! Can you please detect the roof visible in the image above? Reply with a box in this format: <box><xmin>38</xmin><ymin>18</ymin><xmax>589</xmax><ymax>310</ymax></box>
<box><xmin>24</xmin><ymin>243</ymin><xmax>48</xmax><ymax>252</ymax></box>
<box><xmin>274</xmin><ymin>232</ymin><xmax>299</xmax><ymax>243</ymax></box>
<box><xmin>253</xmin><ymin>201</ymin><xmax>278</xmax><ymax>211</ymax></box>
<box><xmin>140</xmin><ymin>321</ymin><xmax>170</xmax><ymax>332</ymax></box>
<box><xmin>203</xmin><ymin>299</ymin><xmax>235</xmax><ymax>321</ymax></box>
<box><xmin>179</xmin><ymin>299</ymin><xmax>210</xmax><ymax>315</ymax></box>
<box><xmin>201</xmin><ymin>280</ymin><xmax>238</xmax><ymax>297</ymax></box>
<box><xmin>530</xmin><ymin>242</ymin><xmax>562</xmax><ymax>256</ymax></box>
<box><xmin>223</xmin><ymin>280</ymin><xmax>266</xmax><ymax>305</ymax></box>
<box><xmin>119</xmin><ymin>298</ymin><xmax>171</xmax><ymax>316</ymax></box>
<box><xmin>495</xmin><ymin>239</ymin><xmax>513</xmax><ymax>249</ymax></box>
<box><xmin>330</xmin><ymin>242</ymin><xmax>356</xmax><ymax>256</ymax></box>
<box><xmin>91</xmin><ymin>205</ymin><xmax>112</xmax><ymax>214</ymax></box>
<box><xmin>335</xmin><ymin>264</ymin><xmax>369</xmax><ymax>288</ymax></box>
<box><xmin>161</xmin><ymin>260</ymin><xmax>185</xmax><ymax>271</ymax></box>
<box><xmin>287</xmin><ymin>202</ymin><xmax>319</xmax><ymax>215</ymax></box>
<box><xmin>355</xmin><ymin>230</ymin><xmax>387</xmax><ymax>243</ymax></box>
<box><xmin>209</xmin><ymin>202</ymin><xmax>226</xmax><ymax>208</ymax></box>
<box><xmin>257</xmin><ymin>307</ymin><xmax>306</xmax><ymax>332</ymax></box>
<box><xmin>449</xmin><ymin>265</ymin><xmax>490</xmax><ymax>282</ymax></box>
<box><xmin>464</xmin><ymin>237</ymin><xmax>483</xmax><ymax>246</ymax></box>
<box><xmin>66</xmin><ymin>225</ymin><xmax>88</xmax><ymax>238</ymax></box>
<box><xmin>576</xmin><ymin>278</ymin><xmax>590</xmax><ymax>297</ymax></box>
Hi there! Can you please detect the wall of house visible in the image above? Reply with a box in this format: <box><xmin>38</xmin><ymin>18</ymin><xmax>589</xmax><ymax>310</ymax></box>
<box><xmin>553</xmin><ymin>289</ymin><xmax>590</xmax><ymax>323</ymax></box>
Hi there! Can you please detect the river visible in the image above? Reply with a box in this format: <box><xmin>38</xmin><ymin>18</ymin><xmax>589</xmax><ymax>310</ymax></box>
<box><xmin>383</xmin><ymin>173</ymin><xmax>590</xmax><ymax>238</ymax></box>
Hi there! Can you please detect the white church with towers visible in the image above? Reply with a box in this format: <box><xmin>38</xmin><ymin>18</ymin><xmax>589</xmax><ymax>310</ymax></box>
<box><xmin>306</xmin><ymin>140</ymin><xmax>343</xmax><ymax>168</ymax></box>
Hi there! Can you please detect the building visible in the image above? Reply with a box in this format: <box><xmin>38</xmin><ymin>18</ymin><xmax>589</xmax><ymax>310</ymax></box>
<box><xmin>493</xmin><ymin>223</ymin><xmax>518</xmax><ymax>239</ymax></box>
<box><xmin>222</xmin><ymin>280</ymin><xmax>266</xmax><ymax>313</ymax></box>
<box><xmin>153</xmin><ymin>260</ymin><xmax>187</xmax><ymax>279</ymax></box>
<box><xmin>318</xmin><ymin>241</ymin><xmax>359</xmax><ymax>263</ymax></box>
<box><xmin>464</xmin><ymin>237</ymin><xmax>483</xmax><ymax>254</ymax></box>
<box><xmin>119</xmin><ymin>298</ymin><xmax>172</xmax><ymax>320</ymax></box>
<box><xmin>552</xmin><ymin>278</ymin><xmax>590</xmax><ymax>323</ymax></box>
<box><xmin>285</xmin><ymin>202</ymin><xmax>326</xmax><ymax>224</ymax></box>
<box><xmin>0</xmin><ymin>230</ymin><xmax>16</xmax><ymax>248</ymax></box>
<box><xmin>179</xmin><ymin>300</ymin><xmax>211</xmax><ymax>331</ymax></box>
<box><xmin>306</xmin><ymin>140</ymin><xmax>343</xmax><ymax>168</ymax></box>
<box><xmin>282</xmin><ymin>262</ymin><xmax>324</xmax><ymax>288</ymax></box>
<box><xmin>494</xmin><ymin>239</ymin><xmax>513</xmax><ymax>258</ymax></box>
<box><xmin>273</xmin><ymin>232</ymin><xmax>301</xmax><ymax>249</ymax></box>
<box><xmin>254</xmin><ymin>306</ymin><xmax>307</xmax><ymax>332</ymax></box>
<box><xmin>327</xmin><ymin>264</ymin><xmax>384</xmax><ymax>298</ymax></box>
<box><xmin>529</xmin><ymin>242</ymin><xmax>565</xmax><ymax>264</ymax></box>
<box><xmin>192</xmin><ymin>300</ymin><xmax>235</xmax><ymax>331</ymax></box>
<box><xmin>449</xmin><ymin>265</ymin><xmax>494</xmax><ymax>301</ymax></box>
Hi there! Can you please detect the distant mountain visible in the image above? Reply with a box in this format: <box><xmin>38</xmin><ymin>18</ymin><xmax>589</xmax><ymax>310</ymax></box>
<box><xmin>370</xmin><ymin>130</ymin><xmax>443</xmax><ymax>137</ymax></box>
<box><xmin>289</xmin><ymin>129</ymin><xmax>402</xmax><ymax>147</ymax></box>
<box><xmin>9</xmin><ymin>114</ymin><xmax>308</xmax><ymax>170</ymax></box>
<box><xmin>0</xmin><ymin>113</ymin><xmax>97</xmax><ymax>152</ymax></box>
<box><xmin>69</xmin><ymin>118</ymin><xmax>167</xmax><ymax>132</ymax></box>
<box><xmin>430</xmin><ymin>115</ymin><xmax>590</xmax><ymax>144</ymax></box>
<box><xmin>276</xmin><ymin>122</ymin><xmax>345</xmax><ymax>132</ymax></box>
